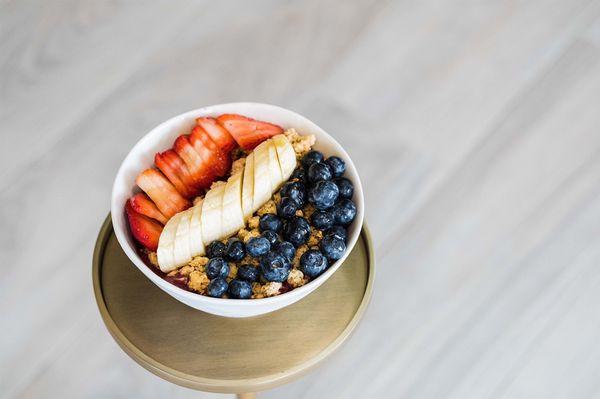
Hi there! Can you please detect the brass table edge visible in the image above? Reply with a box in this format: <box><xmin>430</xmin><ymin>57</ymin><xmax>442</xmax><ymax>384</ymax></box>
<box><xmin>92</xmin><ymin>214</ymin><xmax>375</xmax><ymax>393</ymax></box>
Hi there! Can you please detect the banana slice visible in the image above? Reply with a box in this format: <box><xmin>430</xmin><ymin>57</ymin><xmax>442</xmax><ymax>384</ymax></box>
<box><xmin>272</xmin><ymin>134</ymin><xmax>296</xmax><ymax>180</ymax></box>
<box><xmin>241</xmin><ymin>152</ymin><xmax>255</xmax><ymax>219</ymax></box>
<box><xmin>267</xmin><ymin>141</ymin><xmax>284</xmax><ymax>192</ymax></box>
<box><xmin>173</xmin><ymin>208</ymin><xmax>193</xmax><ymax>267</ymax></box>
<box><xmin>157</xmin><ymin>212</ymin><xmax>184</xmax><ymax>272</ymax></box>
<box><xmin>252</xmin><ymin>141</ymin><xmax>272</xmax><ymax>212</ymax></box>
<box><xmin>201</xmin><ymin>183</ymin><xmax>225</xmax><ymax>245</ymax></box>
<box><xmin>221</xmin><ymin>171</ymin><xmax>244</xmax><ymax>237</ymax></box>
<box><xmin>189</xmin><ymin>200</ymin><xmax>205</xmax><ymax>257</ymax></box>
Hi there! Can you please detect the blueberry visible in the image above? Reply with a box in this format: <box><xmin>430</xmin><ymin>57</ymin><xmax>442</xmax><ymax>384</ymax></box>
<box><xmin>325</xmin><ymin>156</ymin><xmax>346</xmax><ymax>177</ymax></box>
<box><xmin>277</xmin><ymin>196</ymin><xmax>300</xmax><ymax>219</ymax></box>
<box><xmin>237</xmin><ymin>264</ymin><xmax>259</xmax><ymax>282</ymax></box>
<box><xmin>299</xmin><ymin>249</ymin><xmax>328</xmax><ymax>278</ymax></box>
<box><xmin>206</xmin><ymin>241</ymin><xmax>226</xmax><ymax>258</ymax></box>
<box><xmin>283</xmin><ymin>216</ymin><xmax>311</xmax><ymax>247</ymax></box>
<box><xmin>259</xmin><ymin>213</ymin><xmax>282</xmax><ymax>233</ymax></box>
<box><xmin>301</xmin><ymin>150</ymin><xmax>324</xmax><ymax>169</ymax></box>
<box><xmin>326</xmin><ymin>225</ymin><xmax>347</xmax><ymax>243</ymax></box>
<box><xmin>291</xmin><ymin>167</ymin><xmax>306</xmax><ymax>182</ymax></box>
<box><xmin>225</xmin><ymin>238</ymin><xmax>245</xmax><ymax>261</ymax></box>
<box><xmin>332</xmin><ymin>199</ymin><xmax>357</xmax><ymax>226</ymax></box>
<box><xmin>246</xmin><ymin>236</ymin><xmax>271</xmax><ymax>257</ymax></box>
<box><xmin>259</xmin><ymin>252</ymin><xmax>291</xmax><ymax>282</ymax></box>
<box><xmin>308</xmin><ymin>162</ymin><xmax>333</xmax><ymax>183</ymax></box>
<box><xmin>308</xmin><ymin>180</ymin><xmax>339</xmax><ymax>210</ymax></box>
<box><xmin>311</xmin><ymin>209</ymin><xmax>335</xmax><ymax>230</ymax></box>
<box><xmin>207</xmin><ymin>278</ymin><xmax>228</xmax><ymax>298</ymax></box>
<box><xmin>228</xmin><ymin>279</ymin><xmax>253</xmax><ymax>299</ymax></box>
<box><xmin>320</xmin><ymin>235</ymin><xmax>346</xmax><ymax>261</ymax></box>
<box><xmin>261</xmin><ymin>230</ymin><xmax>279</xmax><ymax>246</ymax></box>
<box><xmin>280</xmin><ymin>181</ymin><xmax>307</xmax><ymax>207</ymax></box>
<box><xmin>274</xmin><ymin>241</ymin><xmax>296</xmax><ymax>261</ymax></box>
<box><xmin>205</xmin><ymin>257</ymin><xmax>229</xmax><ymax>279</ymax></box>
<box><xmin>333</xmin><ymin>177</ymin><xmax>354</xmax><ymax>199</ymax></box>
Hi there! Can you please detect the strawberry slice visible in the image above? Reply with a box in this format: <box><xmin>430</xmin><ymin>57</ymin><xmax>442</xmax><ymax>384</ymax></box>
<box><xmin>173</xmin><ymin>135</ymin><xmax>214</xmax><ymax>190</ymax></box>
<box><xmin>130</xmin><ymin>192</ymin><xmax>168</xmax><ymax>224</ymax></box>
<box><xmin>125</xmin><ymin>200</ymin><xmax>163</xmax><ymax>251</ymax></box>
<box><xmin>189</xmin><ymin>126</ymin><xmax>231</xmax><ymax>177</ymax></box>
<box><xmin>196</xmin><ymin>117</ymin><xmax>237</xmax><ymax>152</ymax></box>
<box><xmin>154</xmin><ymin>150</ymin><xmax>198</xmax><ymax>198</ymax></box>
<box><xmin>216</xmin><ymin>114</ymin><xmax>283</xmax><ymax>150</ymax></box>
<box><xmin>135</xmin><ymin>169</ymin><xmax>190</xmax><ymax>218</ymax></box>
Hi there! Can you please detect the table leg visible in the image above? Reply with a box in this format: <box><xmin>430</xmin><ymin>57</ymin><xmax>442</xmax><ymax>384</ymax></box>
<box><xmin>236</xmin><ymin>393</ymin><xmax>256</xmax><ymax>399</ymax></box>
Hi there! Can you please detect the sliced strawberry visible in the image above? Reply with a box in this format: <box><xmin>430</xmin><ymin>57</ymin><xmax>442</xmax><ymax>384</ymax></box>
<box><xmin>216</xmin><ymin>114</ymin><xmax>283</xmax><ymax>150</ymax></box>
<box><xmin>189</xmin><ymin>126</ymin><xmax>231</xmax><ymax>177</ymax></box>
<box><xmin>135</xmin><ymin>169</ymin><xmax>190</xmax><ymax>218</ymax></box>
<box><xmin>130</xmin><ymin>192</ymin><xmax>168</xmax><ymax>224</ymax></box>
<box><xmin>125</xmin><ymin>200</ymin><xmax>163</xmax><ymax>251</ymax></box>
<box><xmin>196</xmin><ymin>117</ymin><xmax>237</xmax><ymax>152</ymax></box>
<box><xmin>154</xmin><ymin>150</ymin><xmax>199</xmax><ymax>198</ymax></box>
<box><xmin>173</xmin><ymin>135</ymin><xmax>215</xmax><ymax>190</ymax></box>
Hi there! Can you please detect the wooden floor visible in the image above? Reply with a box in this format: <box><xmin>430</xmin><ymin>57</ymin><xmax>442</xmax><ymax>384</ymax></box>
<box><xmin>3</xmin><ymin>1</ymin><xmax>600</xmax><ymax>397</ymax></box>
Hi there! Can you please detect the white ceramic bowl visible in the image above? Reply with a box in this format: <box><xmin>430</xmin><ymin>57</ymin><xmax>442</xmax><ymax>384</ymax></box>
<box><xmin>111</xmin><ymin>103</ymin><xmax>364</xmax><ymax>317</ymax></box>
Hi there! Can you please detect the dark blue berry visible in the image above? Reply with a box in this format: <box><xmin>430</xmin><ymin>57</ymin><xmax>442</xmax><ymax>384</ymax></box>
<box><xmin>308</xmin><ymin>162</ymin><xmax>333</xmax><ymax>183</ymax></box>
<box><xmin>206</xmin><ymin>241</ymin><xmax>226</xmax><ymax>258</ymax></box>
<box><xmin>207</xmin><ymin>278</ymin><xmax>228</xmax><ymax>298</ymax></box>
<box><xmin>326</xmin><ymin>225</ymin><xmax>347</xmax><ymax>243</ymax></box>
<box><xmin>259</xmin><ymin>214</ymin><xmax>282</xmax><ymax>233</ymax></box>
<box><xmin>259</xmin><ymin>252</ymin><xmax>291</xmax><ymax>282</ymax></box>
<box><xmin>280</xmin><ymin>181</ymin><xmax>307</xmax><ymax>207</ymax></box>
<box><xmin>325</xmin><ymin>156</ymin><xmax>346</xmax><ymax>177</ymax></box>
<box><xmin>320</xmin><ymin>235</ymin><xmax>346</xmax><ymax>261</ymax></box>
<box><xmin>332</xmin><ymin>199</ymin><xmax>357</xmax><ymax>226</ymax></box>
<box><xmin>205</xmin><ymin>257</ymin><xmax>229</xmax><ymax>279</ymax></box>
<box><xmin>261</xmin><ymin>230</ymin><xmax>279</xmax><ymax>246</ymax></box>
<box><xmin>283</xmin><ymin>216</ymin><xmax>311</xmax><ymax>247</ymax></box>
<box><xmin>311</xmin><ymin>209</ymin><xmax>335</xmax><ymax>230</ymax></box>
<box><xmin>274</xmin><ymin>241</ymin><xmax>296</xmax><ymax>261</ymax></box>
<box><xmin>225</xmin><ymin>238</ymin><xmax>245</xmax><ymax>261</ymax></box>
<box><xmin>277</xmin><ymin>196</ymin><xmax>300</xmax><ymax>219</ymax></box>
<box><xmin>300</xmin><ymin>249</ymin><xmax>328</xmax><ymax>277</ymax></box>
<box><xmin>246</xmin><ymin>236</ymin><xmax>271</xmax><ymax>257</ymax></box>
<box><xmin>237</xmin><ymin>264</ymin><xmax>259</xmax><ymax>282</ymax></box>
<box><xmin>333</xmin><ymin>177</ymin><xmax>354</xmax><ymax>199</ymax></box>
<box><xmin>309</xmin><ymin>180</ymin><xmax>339</xmax><ymax>210</ymax></box>
<box><xmin>301</xmin><ymin>150</ymin><xmax>324</xmax><ymax>169</ymax></box>
<box><xmin>228</xmin><ymin>279</ymin><xmax>253</xmax><ymax>299</ymax></box>
<box><xmin>291</xmin><ymin>167</ymin><xmax>306</xmax><ymax>182</ymax></box>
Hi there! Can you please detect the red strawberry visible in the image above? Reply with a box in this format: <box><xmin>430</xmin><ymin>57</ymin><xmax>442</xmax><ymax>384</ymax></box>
<box><xmin>196</xmin><ymin>117</ymin><xmax>237</xmax><ymax>152</ymax></box>
<box><xmin>130</xmin><ymin>192</ymin><xmax>168</xmax><ymax>224</ymax></box>
<box><xmin>189</xmin><ymin>126</ymin><xmax>231</xmax><ymax>177</ymax></box>
<box><xmin>135</xmin><ymin>169</ymin><xmax>190</xmax><ymax>218</ymax></box>
<box><xmin>216</xmin><ymin>114</ymin><xmax>283</xmax><ymax>150</ymax></box>
<box><xmin>154</xmin><ymin>150</ymin><xmax>198</xmax><ymax>198</ymax></box>
<box><xmin>173</xmin><ymin>135</ymin><xmax>215</xmax><ymax>190</ymax></box>
<box><xmin>125</xmin><ymin>200</ymin><xmax>163</xmax><ymax>251</ymax></box>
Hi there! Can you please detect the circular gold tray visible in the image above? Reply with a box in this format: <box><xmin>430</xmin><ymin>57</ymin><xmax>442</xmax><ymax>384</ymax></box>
<box><xmin>93</xmin><ymin>215</ymin><xmax>374</xmax><ymax>393</ymax></box>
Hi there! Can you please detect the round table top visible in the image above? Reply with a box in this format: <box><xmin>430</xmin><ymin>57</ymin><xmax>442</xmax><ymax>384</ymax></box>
<box><xmin>93</xmin><ymin>215</ymin><xmax>375</xmax><ymax>393</ymax></box>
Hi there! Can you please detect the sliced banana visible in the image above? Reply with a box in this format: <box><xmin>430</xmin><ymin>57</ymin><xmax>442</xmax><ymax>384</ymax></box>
<box><xmin>221</xmin><ymin>171</ymin><xmax>244</xmax><ymax>237</ymax></box>
<box><xmin>241</xmin><ymin>152</ymin><xmax>255</xmax><ymax>220</ymax></box>
<box><xmin>272</xmin><ymin>134</ymin><xmax>296</xmax><ymax>180</ymax></box>
<box><xmin>157</xmin><ymin>212</ymin><xmax>184</xmax><ymax>272</ymax></box>
<box><xmin>173</xmin><ymin>208</ymin><xmax>193</xmax><ymax>267</ymax></box>
<box><xmin>201</xmin><ymin>183</ymin><xmax>225</xmax><ymax>245</ymax></box>
<box><xmin>267</xmin><ymin>141</ymin><xmax>284</xmax><ymax>192</ymax></box>
<box><xmin>252</xmin><ymin>141</ymin><xmax>272</xmax><ymax>212</ymax></box>
<box><xmin>189</xmin><ymin>200</ymin><xmax>205</xmax><ymax>257</ymax></box>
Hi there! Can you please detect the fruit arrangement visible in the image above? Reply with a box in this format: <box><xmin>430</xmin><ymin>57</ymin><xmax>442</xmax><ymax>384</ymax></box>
<box><xmin>124</xmin><ymin>114</ymin><xmax>357</xmax><ymax>299</ymax></box>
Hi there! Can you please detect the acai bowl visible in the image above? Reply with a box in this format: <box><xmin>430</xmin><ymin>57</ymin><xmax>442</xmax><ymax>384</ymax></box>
<box><xmin>111</xmin><ymin>103</ymin><xmax>364</xmax><ymax>317</ymax></box>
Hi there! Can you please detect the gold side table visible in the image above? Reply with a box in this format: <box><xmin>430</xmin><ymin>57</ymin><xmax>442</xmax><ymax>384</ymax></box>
<box><xmin>93</xmin><ymin>215</ymin><xmax>375</xmax><ymax>398</ymax></box>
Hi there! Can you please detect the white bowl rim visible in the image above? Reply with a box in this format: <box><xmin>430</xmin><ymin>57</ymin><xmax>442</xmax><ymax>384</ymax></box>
<box><xmin>111</xmin><ymin>102</ymin><xmax>364</xmax><ymax>306</ymax></box>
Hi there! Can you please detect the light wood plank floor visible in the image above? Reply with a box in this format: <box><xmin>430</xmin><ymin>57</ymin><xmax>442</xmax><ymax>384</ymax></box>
<box><xmin>3</xmin><ymin>1</ymin><xmax>600</xmax><ymax>398</ymax></box>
